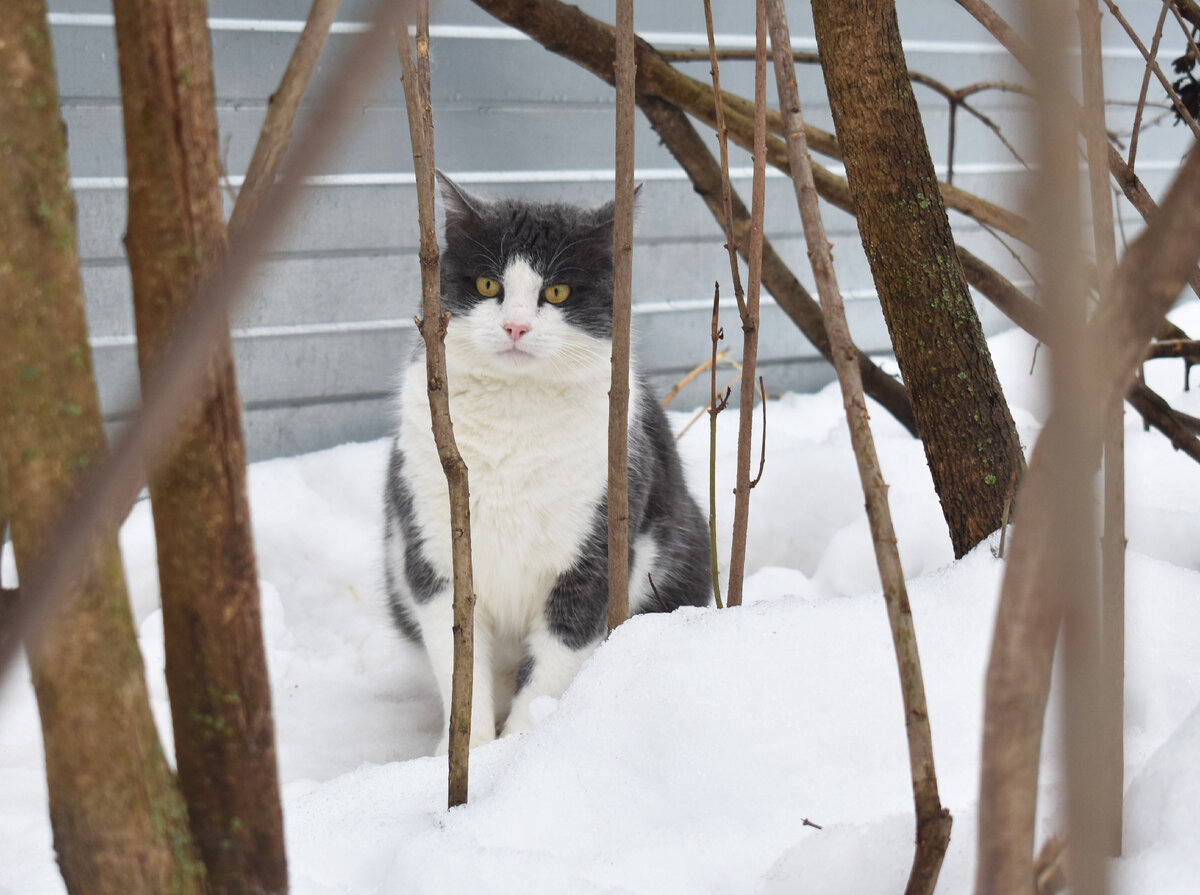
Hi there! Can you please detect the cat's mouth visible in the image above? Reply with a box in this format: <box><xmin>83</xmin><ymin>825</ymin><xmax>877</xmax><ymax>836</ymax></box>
<box><xmin>496</xmin><ymin>344</ymin><xmax>536</xmax><ymax>361</ymax></box>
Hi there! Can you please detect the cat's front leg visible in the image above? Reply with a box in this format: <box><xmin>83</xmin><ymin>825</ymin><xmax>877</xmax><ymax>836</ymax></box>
<box><xmin>414</xmin><ymin>589</ymin><xmax>497</xmax><ymax>754</ymax></box>
<box><xmin>502</xmin><ymin>560</ymin><xmax>607</xmax><ymax>737</ymax></box>
<box><xmin>502</xmin><ymin>624</ymin><xmax>599</xmax><ymax>736</ymax></box>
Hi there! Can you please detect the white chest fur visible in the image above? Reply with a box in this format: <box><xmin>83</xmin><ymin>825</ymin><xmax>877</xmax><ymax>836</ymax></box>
<box><xmin>396</xmin><ymin>337</ymin><xmax>634</xmax><ymax>637</ymax></box>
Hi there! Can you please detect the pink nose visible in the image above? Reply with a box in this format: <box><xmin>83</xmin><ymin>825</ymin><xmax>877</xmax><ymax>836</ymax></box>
<box><xmin>504</xmin><ymin>321</ymin><xmax>531</xmax><ymax>341</ymax></box>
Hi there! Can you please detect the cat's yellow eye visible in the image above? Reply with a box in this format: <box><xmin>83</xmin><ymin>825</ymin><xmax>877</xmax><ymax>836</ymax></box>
<box><xmin>476</xmin><ymin>277</ymin><xmax>501</xmax><ymax>297</ymax></box>
<box><xmin>543</xmin><ymin>284</ymin><xmax>571</xmax><ymax>304</ymax></box>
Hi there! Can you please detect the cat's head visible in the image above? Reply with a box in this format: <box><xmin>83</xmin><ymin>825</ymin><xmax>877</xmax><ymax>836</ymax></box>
<box><xmin>435</xmin><ymin>173</ymin><xmax>629</xmax><ymax>380</ymax></box>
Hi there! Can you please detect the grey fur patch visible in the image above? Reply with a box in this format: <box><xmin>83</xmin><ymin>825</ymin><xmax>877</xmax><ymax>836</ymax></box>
<box><xmin>383</xmin><ymin>440</ymin><xmax>447</xmax><ymax>642</ymax></box>
<box><xmin>545</xmin><ymin>378</ymin><xmax>712</xmax><ymax>649</ymax></box>
<box><xmin>515</xmin><ymin>653</ymin><xmax>535</xmax><ymax>693</ymax></box>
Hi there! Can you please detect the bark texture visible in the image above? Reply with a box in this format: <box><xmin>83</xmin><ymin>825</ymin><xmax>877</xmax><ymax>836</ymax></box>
<box><xmin>111</xmin><ymin>1</ymin><xmax>286</xmax><ymax>891</ymax></box>
<box><xmin>0</xmin><ymin>4</ymin><xmax>204</xmax><ymax>892</ymax></box>
<box><xmin>811</xmin><ymin>0</ymin><xmax>1023</xmax><ymax>558</ymax></box>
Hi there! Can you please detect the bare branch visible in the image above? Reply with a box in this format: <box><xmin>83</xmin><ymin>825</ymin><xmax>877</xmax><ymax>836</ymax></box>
<box><xmin>975</xmin><ymin>99</ymin><xmax>1200</xmax><ymax>895</ymax></box>
<box><xmin>228</xmin><ymin>0</ymin><xmax>343</xmax><ymax>240</ymax></box>
<box><xmin>397</xmin><ymin>2</ymin><xmax>477</xmax><ymax>809</ymax></box>
<box><xmin>1146</xmin><ymin>338</ymin><xmax>1200</xmax><ymax>361</ymax></box>
<box><xmin>766</xmin><ymin>2</ymin><xmax>952</xmax><ymax>889</ymax></box>
<box><xmin>724</xmin><ymin>0</ymin><xmax>768</xmax><ymax>610</ymax></box>
<box><xmin>1103</xmin><ymin>0</ymin><xmax>1200</xmax><ymax>139</ymax></box>
<box><xmin>1127</xmin><ymin>0</ymin><xmax>1171</xmax><ymax>169</ymax></box>
<box><xmin>750</xmin><ymin>376</ymin><xmax>767</xmax><ymax>489</ymax></box>
<box><xmin>953</xmin><ymin>0</ymin><xmax>1200</xmax><ymax>301</ymax></box>
<box><xmin>636</xmin><ymin>95</ymin><xmax>917</xmax><ymax>434</ymax></box>
<box><xmin>709</xmin><ymin>284</ymin><xmax>725</xmax><ymax>610</ymax></box>
<box><xmin>607</xmin><ymin>0</ymin><xmax>635</xmax><ymax>633</ymax></box>
<box><xmin>701</xmin><ymin>0</ymin><xmax>748</xmax><ymax>318</ymax></box>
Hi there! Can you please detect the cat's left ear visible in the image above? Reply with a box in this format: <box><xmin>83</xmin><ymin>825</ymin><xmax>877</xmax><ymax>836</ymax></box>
<box><xmin>437</xmin><ymin>170</ymin><xmax>487</xmax><ymax>236</ymax></box>
<box><xmin>591</xmin><ymin>183</ymin><xmax>643</xmax><ymax>240</ymax></box>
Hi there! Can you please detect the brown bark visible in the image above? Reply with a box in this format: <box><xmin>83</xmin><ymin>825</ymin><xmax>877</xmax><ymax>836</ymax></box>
<box><xmin>111</xmin><ymin>1</ymin><xmax>286</xmax><ymax>891</ymax></box>
<box><xmin>811</xmin><ymin>0</ymin><xmax>1023</xmax><ymax>559</ymax></box>
<box><xmin>0</xmin><ymin>4</ymin><xmax>204</xmax><ymax>892</ymax></box>
<box><xmin>0</xmin><ymin>0</ymin><xmax>401</xmax><ymax>689</ymax></box>
<box><xmin>974</xmin><ymin>108</ymin><xmax>1200</xmax><ymax>895</ymax></box>
<box><xmin>469</xmin><ymin>0</ymin><xmax>1027</xmax><ymax>247</ymax></box>
<box><xmin>728</xmin><ymin>3</ymin><xmax>768</xmax><ymax>609</ymax></box>
<box><xmin>397</xmin><ymin>6</ymin><xmax>478</xmax><ymax>808</ymax></box>
<box><xmin>607</xmin><ymin>0</ymin><xmax>635</xmax><ymax>632</ymax></box>
<box><xmin>766</xmin><ymin>3</ymin><xmax>951</xmax><ymax>891</ymax></box>
<box><xmin>637</xmin><ymin>95</ymin><xmax>918</xmax><ymax>435</ymax></box>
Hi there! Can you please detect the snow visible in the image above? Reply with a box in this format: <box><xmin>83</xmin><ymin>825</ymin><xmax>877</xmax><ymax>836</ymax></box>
<box><xmin>4</xmin><ymin>307</ymin><xmax>1200</xmax><ymax>894</ymax></box>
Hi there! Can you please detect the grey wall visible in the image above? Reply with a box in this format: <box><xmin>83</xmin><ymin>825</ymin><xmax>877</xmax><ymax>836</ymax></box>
<box><xmin>46</xmin><ymin>0</ymin><xmax>1191</xmax><ymax>460</ymax></box>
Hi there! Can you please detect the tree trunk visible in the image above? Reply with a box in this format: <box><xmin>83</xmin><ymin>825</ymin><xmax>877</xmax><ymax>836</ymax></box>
<box><xmin>810</xmin><ymin>0</ymin><xmax>1023</xmax><ymax>558</ymax></box>
<box><xmin>0</xmin><ymin>4</ymin><xmax>204</xmax><ymax>892</ymax></box>
<box><xmin>111</xmin><ymin>1</ymin><xmax>287</xmax><ymax>891</ymax></box>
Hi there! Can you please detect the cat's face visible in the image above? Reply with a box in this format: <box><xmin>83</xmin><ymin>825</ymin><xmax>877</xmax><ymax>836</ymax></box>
<box><xmin>436</xmin><ymin>175</ymin><xmax>618</xmax><ymax>380</ymax></box>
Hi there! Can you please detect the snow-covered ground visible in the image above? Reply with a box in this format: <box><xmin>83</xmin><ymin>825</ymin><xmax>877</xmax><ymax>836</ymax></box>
<box><xmin>3</xmin><ymin>308</ymin><xmax>1200</xmax><ymax>894</ymax></box>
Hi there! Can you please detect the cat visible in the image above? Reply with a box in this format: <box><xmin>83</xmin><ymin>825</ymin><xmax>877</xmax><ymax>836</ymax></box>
<box><xmin>384</xmin><ymin>174</ymin><xmax>712</xmax><ymax>753</ymax></box>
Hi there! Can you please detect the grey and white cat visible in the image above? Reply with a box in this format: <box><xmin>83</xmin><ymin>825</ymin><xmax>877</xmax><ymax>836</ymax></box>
<box><xmin>384</xmin><ymin>175</ymin><xmax>711</xmax><ymax>753</ymax></box>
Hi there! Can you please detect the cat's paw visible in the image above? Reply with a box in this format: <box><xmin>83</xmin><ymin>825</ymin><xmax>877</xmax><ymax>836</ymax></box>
<box><xmin>501</xmin><ymin>695</ymin><xmax>557</xmax><ymax>738</ymax></box>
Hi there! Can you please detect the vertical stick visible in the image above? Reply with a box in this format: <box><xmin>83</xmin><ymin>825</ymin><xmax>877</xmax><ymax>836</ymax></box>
<box><xmin>764</xmin><ymin>4</ymin><xmax>950</xmax><ymax>892</ymax></box>
<box><xmin>397</xmin><ymin>4</ymin><xmax>476</xmax><ymax>809</ymax></box>
<box><xmin>1034</xmin><ymin>0</ymin><xmax>1108</xmax><ymax>889</ymax></box>
<box><xmin>227</xmin><ymin>0</ymin><xmax>343</xmax><ymax>241</ymax></box>
<box><xmin>725</xmin><ymin>0</ymin><xmax>767</xmax><ymax>609</ymax></box>
<box><xmin>608</xmin><ymin>0</ymin><xmax>635</xmax><ymax>633</ymax></box>
<box><xmin>1079</xmin><ymin>0</ymin><xmax>1125</xmax><ymax>861</ymax></box>
<box><xmin>709</xmin><ymin>285</ymin><xmax>725</xmax><ymax>610</ymax></box>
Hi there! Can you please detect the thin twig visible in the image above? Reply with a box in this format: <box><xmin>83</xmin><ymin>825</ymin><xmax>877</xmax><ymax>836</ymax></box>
<box><xmin>724</xmin><ymin>0</ymin><xmax>767</xmax><ymax>610</ymax></box>
<box><xmin>397</xmin><ymin>1</ymin><xmax>476</xmax><ymax>809</ymax></box>
<box><xmin>636</xmin><ymin>95</ymin><xmax>918</xmax><ymax>435</ymax></box>
<box><xmin>750</xmin><ymin>376</ymin><xmax>767</xmax><ymax>489</ymax></box>
<box><xmin>1127</xmin><ymin>0</ymin><xmax>1171</xmax><ymax>169</ymax></box>
<box><xmin>228</xmin><ymin>0</ymin><xmax>344</xmax><ymax>240</ymax></box>
<box><xmin>702</xmin><ymin>0</ymin><xmax>747</xmax><ymax>318</ymax></box>
<box><xmin>766</xmin><ymin>2</ymin><xmax>951</xmax><ymax>891</ymax></box>
<box><xmin>1102</xmin><ymin>0</ymin><xmax>1200</xmax><ymax>140</ymax></box>
<box><xmin>646</xmin><ymin>573</ymin><xmax>670</xmax><ymax>613</ymax></box>
<box><xmin>607</xmin><ymin>0</ymin><xmax>635</xmax><ymax>633</ymax></box>
<box><xmin>951</xmin><ymin>0</ymin><xmax>1200</xmax><ymax>302</ymax></box>
<box><xmin>708</xmin><ymin>283</ymin><xmax>725</xmax><ymax>610</ymax></box>
<box><xmin>661</xmin><ymin>350</ymin><xmax>730</xmax><ymax>409</ymax></box>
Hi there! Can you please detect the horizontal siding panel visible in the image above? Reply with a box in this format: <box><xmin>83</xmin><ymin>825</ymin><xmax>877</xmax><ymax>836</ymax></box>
<box><xmin>46</xmin><ymin>0</ymin><xmax>1188</xmax><ymax>460</ymax></box>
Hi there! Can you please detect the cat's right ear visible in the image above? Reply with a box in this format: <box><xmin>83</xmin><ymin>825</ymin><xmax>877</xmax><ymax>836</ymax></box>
<box><xmin>436</xmin><ymin>171</ymin><xmax>485</xmax><ymax>236</ymax></box>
